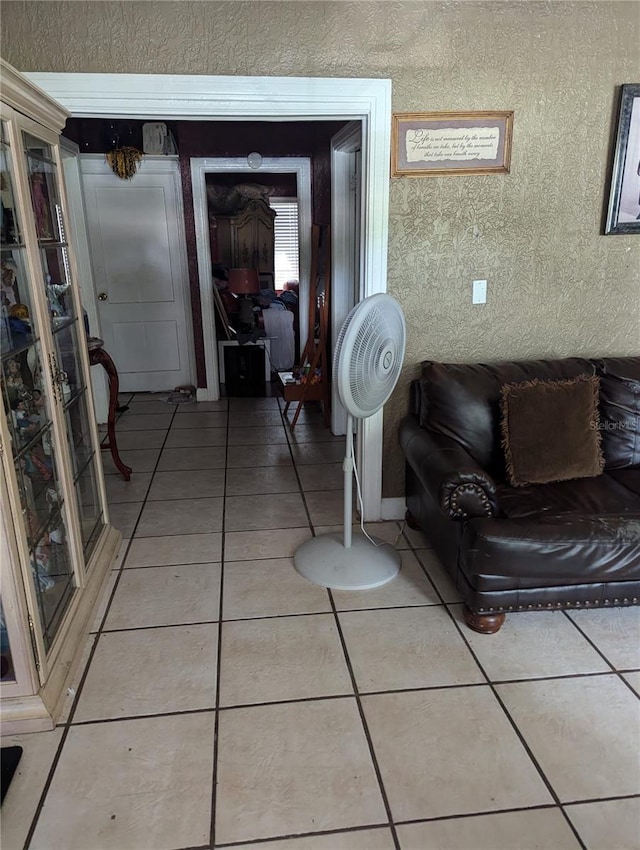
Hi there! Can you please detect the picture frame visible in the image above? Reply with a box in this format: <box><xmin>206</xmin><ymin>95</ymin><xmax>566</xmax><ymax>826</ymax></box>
<box><xmin>604</xmin><ymin>84</ymin><xmax>640</xmax><ymax>234</ymax></box>
<box><xmin>258</xmin><ymin>272</ymin><xmax>274</xmax><ymax>290</ymax></box>
<box><xmin>392</xmin><ymin>111</ymin><xmax>514</xmax><ymax>177</ymax></box>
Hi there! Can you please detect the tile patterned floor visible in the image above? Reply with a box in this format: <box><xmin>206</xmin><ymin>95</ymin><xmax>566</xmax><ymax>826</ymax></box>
<box><xmin>2</xmin><ymin>392</ymin><xmax>640</xmax><ymax>850</ymax></box>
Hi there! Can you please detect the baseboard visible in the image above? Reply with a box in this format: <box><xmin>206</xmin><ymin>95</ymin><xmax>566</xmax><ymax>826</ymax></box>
<box><xmin>196</xmin><ymin>387</ymin><xmax>218</xmax><ymax>402</ymax></box>
<box><xmin>380</xmin><ymin>497</ymin><xmax>406</xmax><ymax>520</ymax></box>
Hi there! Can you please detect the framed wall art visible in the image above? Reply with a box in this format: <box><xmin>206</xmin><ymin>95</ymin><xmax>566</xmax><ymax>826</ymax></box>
<box><xmin>604</xmin><ymin>84</ymin><xmax>640</xmax><ymax>234</ymax></box>
<box><xmin>392</xmin><ymin>111</ymin><xmax>514</xmax><ymax>177</ymax></box>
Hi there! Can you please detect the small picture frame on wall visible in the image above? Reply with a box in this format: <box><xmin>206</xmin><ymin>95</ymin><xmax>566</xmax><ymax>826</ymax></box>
<box><xmin>604</xmin><ymin>84</ymin><xmax>640</xmax><ymax>234</ymax></box>
<box><xmin>392</xmin><ymin>111</ymin><xmax>514</xmax><ymax>177</ymax></box>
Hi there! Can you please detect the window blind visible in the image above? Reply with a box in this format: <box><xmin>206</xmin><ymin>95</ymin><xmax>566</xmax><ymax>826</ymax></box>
<box><xmin>270</xmin><ymin>198</ymin><xmax>299</xmax><ymax>290</ymax></box>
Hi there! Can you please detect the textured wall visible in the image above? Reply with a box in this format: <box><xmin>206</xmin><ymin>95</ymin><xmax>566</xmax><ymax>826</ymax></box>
<box><xmin>3</xmin><ymin>1</ymin><xmax>639</xmax><ymax>497</ymax></box>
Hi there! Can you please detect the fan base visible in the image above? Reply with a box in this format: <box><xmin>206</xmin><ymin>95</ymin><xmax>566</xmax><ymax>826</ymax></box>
<box><xmin>294</xmin><ymin>532</ymin><xmax>401</xmax><ymax>590</ymax></box>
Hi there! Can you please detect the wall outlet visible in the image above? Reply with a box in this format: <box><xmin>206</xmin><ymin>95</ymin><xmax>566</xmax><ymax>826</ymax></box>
<box><xmin>472</xmin><ymin>279</ymin><xmax>487</xmax><ymax>304</ymax></box>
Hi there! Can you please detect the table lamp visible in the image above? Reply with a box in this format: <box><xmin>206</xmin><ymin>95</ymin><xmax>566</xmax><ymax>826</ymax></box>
<box><xmin>227</xmin><ymin>268</ymin><xmax>260</xmax><ymax>328</ymax></box>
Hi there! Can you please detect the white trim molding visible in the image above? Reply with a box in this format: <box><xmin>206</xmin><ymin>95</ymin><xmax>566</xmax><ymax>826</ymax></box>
<box><xmin>191</xmin><ymin>156</ymin><xmax>311</xmax><ymax>401</ymax></box>
<box><xmin>24</xmin><ymin>72</ymin><xmax>392</xmax><ymax>521</ymax></box>
<box><xmin>380</xmin><ymin>498</ymin><xmax>406</xmax><ymax>521</ymax></box>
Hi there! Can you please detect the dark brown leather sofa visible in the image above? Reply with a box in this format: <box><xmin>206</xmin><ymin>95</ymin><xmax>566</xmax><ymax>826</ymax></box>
<box><xmin>399</xmin><ymin>356</ymin><xmax>640</xmax><ymax>633</ymax></box>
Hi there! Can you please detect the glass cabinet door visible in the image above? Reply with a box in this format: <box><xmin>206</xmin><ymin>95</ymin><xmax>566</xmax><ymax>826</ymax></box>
<box><xmin>0</xmin><ymin>597</ymin><xmax>15</xmax><ymax>683</ymax></box>
<box><xmin>21</xmin><ymin>130</ymin><xmax>106</xmax><ymax>568</ymax></box>
<box><xmin>1</xmin><ymin>121</ymin><xmax>79</xmax><ymax>651</ymax></box>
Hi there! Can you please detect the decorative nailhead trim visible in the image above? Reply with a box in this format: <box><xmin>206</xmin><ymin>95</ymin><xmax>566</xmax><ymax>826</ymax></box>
<box><xmin>472</xmin><ymin>597</ymin><xmax>638</xmax><ymax>615</ymax></box>
<box><xmin>446</xmin><ymin>482</ymin><xmax>493</xmax><ymax>519</ymax></box>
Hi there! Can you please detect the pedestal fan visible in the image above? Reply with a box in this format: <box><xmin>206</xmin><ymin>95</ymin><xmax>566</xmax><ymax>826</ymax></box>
<box><xmin>294</xmin><ymin>293</ymin><xmax>406</xmax><ymax>590</ymax></box>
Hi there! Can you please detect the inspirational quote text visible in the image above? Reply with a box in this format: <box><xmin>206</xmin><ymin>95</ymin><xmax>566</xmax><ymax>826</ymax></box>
<box><xmin>405</xmin><ymin>126</ymin><xmax>500</xmax><ymax>163</ymax></box>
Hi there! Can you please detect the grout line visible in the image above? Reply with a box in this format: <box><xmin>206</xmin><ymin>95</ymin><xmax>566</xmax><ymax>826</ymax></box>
<box><xmin>214</xmin><ymin>821</ymin><xmax>391</xmax><ymax>848</ymax></box>
<box><xmin>209</xmin><ymin>397</ymin><xmax>230</xmax><ymax>850</ymax></box>
<box><xmin>560</xmin><ymin>609</ymin><xmax>639</xmax><ymax>697</ymax></box>
<box><xmin>328</xmin><ymin>589</ymin><xmax>401</xmax><ymax>850</ymax></box>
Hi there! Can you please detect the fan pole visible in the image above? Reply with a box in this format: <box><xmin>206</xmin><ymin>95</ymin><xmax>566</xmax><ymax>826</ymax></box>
<box><xmin>343</xmin><ymin>414</ymin><xmax>354</xmax><ymax>549</ymax></box>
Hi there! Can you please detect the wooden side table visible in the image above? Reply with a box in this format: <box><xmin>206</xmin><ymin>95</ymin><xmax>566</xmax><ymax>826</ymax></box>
<box><xmin>88</xmin><ymin>337</ymin><xmax>132</xmax><ymax>481</ymax></box>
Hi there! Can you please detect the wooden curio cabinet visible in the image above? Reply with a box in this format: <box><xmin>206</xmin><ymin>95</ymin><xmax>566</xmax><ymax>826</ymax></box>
<box><xmin>0</xmin><ymin>60</ymin><xmax>120</xmax><ymax>733</ymax></box>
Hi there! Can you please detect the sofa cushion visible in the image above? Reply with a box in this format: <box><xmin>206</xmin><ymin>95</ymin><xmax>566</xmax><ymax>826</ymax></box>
<box><xmin>461</xmin><ymin>514</ymin><xmax>640</xmax><ymax>586</ymax></box>
<box><xmin>500</xmin><ymin>376</ymin><xmax>604</xmax><ymax>486</ymax></box>
<box><xmin>497</xmin><ymin>472</ymin><xmax>640</xmax><ymax>518</ymax></box>
<box><xmin>608</xmin><ymin>468</ymin><xmax>640</xmax><ymax>500</ymax></box>
<box><xmin>596</xmin><ymin>357</ymin><xmax>640</xmax><ymax>469</ymax></box>
<box><xmin>419</xmin><ymin>358</ymin><xmax>595</xmax><ymax>479</ymax></box>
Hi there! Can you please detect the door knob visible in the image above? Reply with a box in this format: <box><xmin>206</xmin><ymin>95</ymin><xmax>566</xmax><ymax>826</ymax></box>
<box><xmin>98</xmin><ymin>292</ymin><xmax>108</xmax><ymax>301</ymax></box>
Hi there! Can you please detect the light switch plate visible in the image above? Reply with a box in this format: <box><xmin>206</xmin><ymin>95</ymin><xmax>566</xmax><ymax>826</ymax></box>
<box><xmin>472</xmin><ymin>279</ymin><xmax>487</xmax><ymax>304</ymax></box>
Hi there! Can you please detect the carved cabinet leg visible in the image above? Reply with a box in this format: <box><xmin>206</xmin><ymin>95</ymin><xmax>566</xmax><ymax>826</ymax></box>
<box><xmin>405</xmin><ymin>509</ymin><xmax>420</xmax><ymax>530</ymax></box>
<box><xmin>463</xmin><ymin>604</ymin><xmax>505</xmax><ymax>634</ymax></box>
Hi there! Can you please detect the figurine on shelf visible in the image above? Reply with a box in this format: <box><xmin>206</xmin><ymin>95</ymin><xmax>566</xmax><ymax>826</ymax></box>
<box><xmin>32</xmin><ymin>544</ymin><xmax>55</xmax><ymax>592</ymax></box>
<box><xmin>7</xmin><ymin>303</ymin><xmax>32</xmax><ymax>348</ymax></box>
<box><xmin>10</xmin><ymin>398</ymin><xmax>39</xmax><ymax>443</ymax></box>
<box><xmin>1</xmin><ymin>258</ymin><xmax>18</xmax><ymax>307</ymax></box>
<box><xmin>45</xmin><ymin>273</ymin><xmax>70</xmax><ymax>320</ymax></box>
<box><xmin>23</xmin><ymin>443</ymin><xmax>53</xmax><ymax>482</ymax></box>
<box><xmin>30</xmin><ymin>171</ymin><xmax>53</xmax><ymax>240</ymax></box>
<box><xmin>46</xmin><ymin>487</ymin><xmax>65</xmax><ymax>545</ymax></box>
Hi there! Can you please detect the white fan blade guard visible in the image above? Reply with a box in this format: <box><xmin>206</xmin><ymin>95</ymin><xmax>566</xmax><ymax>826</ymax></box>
<box><xmin>294</xmin><ymin>293</ymin><xmax>406</xmax><ymax>590</ymax></box>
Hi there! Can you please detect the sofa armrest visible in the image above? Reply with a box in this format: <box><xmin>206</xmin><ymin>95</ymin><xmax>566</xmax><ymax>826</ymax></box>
<box><xmin>399</xmin><ymin>416</ymin><xmax>500</xmax><ymax>520</ymax></box>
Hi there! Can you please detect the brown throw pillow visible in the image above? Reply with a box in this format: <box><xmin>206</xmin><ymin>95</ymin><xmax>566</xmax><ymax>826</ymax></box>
<box><xmin>500</xmin><ymin>376</ymin><xmax>604</xmax><ymax>487</ymax></box>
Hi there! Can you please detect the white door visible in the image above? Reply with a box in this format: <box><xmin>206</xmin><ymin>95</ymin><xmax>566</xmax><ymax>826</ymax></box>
<box><xmin>80</xmin><ymin>156</ymin><xmax>194</xmax><ymax>392</ymax></box>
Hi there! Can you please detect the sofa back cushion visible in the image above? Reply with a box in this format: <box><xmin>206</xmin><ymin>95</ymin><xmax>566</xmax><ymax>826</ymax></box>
<box><xmin>596</xmin><ymin>357</ymin><xmax>640</xmax><ymax>469</ymax></box>
<box><xmin>420</xmin><ymin>358</ymin><xmax>595</xmax><ymax>478</ymax></box>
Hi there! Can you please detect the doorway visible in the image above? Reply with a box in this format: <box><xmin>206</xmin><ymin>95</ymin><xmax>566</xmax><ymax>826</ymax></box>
<box><xmin>191</xmin><ymin>156</ymin><xmax>312</xmax><ymax>402</ymax></box>
<box><xmin>25</xmin><ymin>72</ymin><xmax>391</xmax><ymax>521</ymax></box>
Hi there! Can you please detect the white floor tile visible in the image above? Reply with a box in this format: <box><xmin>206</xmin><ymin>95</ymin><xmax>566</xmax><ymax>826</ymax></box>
<box><xmin>118</xmin><ymin>413</ymin><xmax>173</xmax><ymax>431</ymax></box>
<box><xmin>135</xmin><ymin>497</ymin><xmax>223</xmax><ymax>536</ymax></box>
<box><xmin>74</xmin><ymin>624</ymin><xmax>218</xmax><ymax>722</ymax></box>
<box><xmin>171</xmin><ymin>410</ymin><xmax>227</xmax><ymax>428</ymax></box>
<box><xmin>224</xmin><ymin>492</ymin><xmax>308</xmax><ymax>531</ymax></box>
<box><xmin>156</xmin><ymin>446</ymin><xmax>227</xmax><ymax>471</ymax></box>
<box><xmin>0</xmin><ymin>728</ymin><xmax>63</xmax><ymax>850</ymax></box>
<box><xmin>414</xmin><ymin>547</ymin><xmax>462</xmax><ymax>602</ymax></box>
<box><xmin>147</xmin><ymin>469</ymin><xmax>225</xmax><ymax>500</ymax></box>
<box><xmin>104</xmin><ymin>563</ymin><xmax>221</xmax><ymax>630</ymax></box>
<box><xmin>222</xmin><ymin>557</ymin><xmax>331</xmax><ymax>619</ymax></box>
<box><xmin>104</xmin><ymin>472</ymin><xmax>153</xmax><ymax>504</ymax></box>
<box><xmin>453</xmin><ymin>607</ymin><xmax>610</xmax><ymax>681</ymax></box>
<box><xmin>623</xmin><ymin>670</ymin><xmax>640</xmax><ymax>696</ymax></box>
<box><xmin>215</xmin><ymin>699</ymin><xmax>386</xmax><ymax>844</ymax></box>
<box><xmin>224</xmin><ymin>527</ymin><xmax>312</xmax><ymax>561</ymax></box>
<box><xmin>397</xmin><ymin>808</ymin><xmax>582</xmax><ymax>850</ymax></box>
<box><xmin>164</xmin><ymin>427</ymin><xmax>227</xmax><ymax>448</ymax></box>
<box><xmin>496</xmin><ymin>674</ymin><xmax>640</xmax><ymax>801</ymax></box>
<box><xmin>30</xmin><ymin>713</ymin><xmax>215</xmax><ymax>850</ymax></box>
<box><xmin>362</xmin><ymin>687</ymin><xmax>552</xmax><ymax>821</ymax></box>
<box><xmin>126</xmin><ymin>533</ymin><xmax>222</xmax><ymax>567</ymax></box>
<box><xmin>226</xmin><ymin>464</ymin><xmax>299</xmax><ymax>496</ymax></box>
<box><xmin>567</xmin><ymin>607</ymin><xmax>640</xmax><ymax>670</ymax></box>
<box><xmin>565</xmin><ymin>798</ymin><xmax>640</xmax><ymax>850</ymax></box>
<box><xmin>219</xmin><ymin>614</ymin><xmax>352</xmax><ymax>706</ymax></box>
<box><xmin>340</xmin><ymin>606</ymin><xmax>483</xmax><ymax>692</ymax></box>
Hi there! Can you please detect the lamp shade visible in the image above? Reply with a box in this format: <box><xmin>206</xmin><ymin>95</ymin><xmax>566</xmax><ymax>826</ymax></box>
<box><xmin>227</xmin><ymin>268</ymin><xmax>260</xmax><ymax>295</ymax></box>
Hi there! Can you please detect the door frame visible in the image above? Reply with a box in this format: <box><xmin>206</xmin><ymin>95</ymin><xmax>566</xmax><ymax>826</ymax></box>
<box><xmin>24</xmin><ymin>72</ymin><xmax>392</xmax><ymax>521</ymax></box>
<box><xmin>191</xmin><ymin>156</ymin><xmax>312</xmax><ymax>401</ymax></box>
<box><xmin>330</xmin><ymin>121</ymin><xmax>362</xmax><ymax>437</ymax></box>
